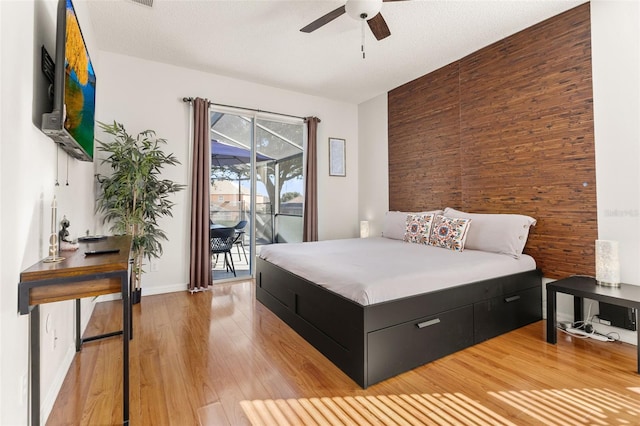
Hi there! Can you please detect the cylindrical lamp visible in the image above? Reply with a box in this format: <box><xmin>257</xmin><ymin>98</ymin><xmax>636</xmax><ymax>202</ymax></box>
<box><xmin>595</xmin><ymin>240</ymin><xmax>620</xmax><ymax>287</ymax></box>
<box><xmin>360</xmin><ymin>220</ymin><xmax>370</xmax><ymax>238</ymax></box>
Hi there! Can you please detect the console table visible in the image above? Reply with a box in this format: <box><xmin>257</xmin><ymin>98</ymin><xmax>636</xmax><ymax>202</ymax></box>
<box><xmin>546</xmin><ymin>275</ymin><xmax>640</xmax><ymax>373</ymax></box>
<box><xmin>18</xmin><ymin>235</ymin><xmax>132</xmax><ymax>425</ymax></box>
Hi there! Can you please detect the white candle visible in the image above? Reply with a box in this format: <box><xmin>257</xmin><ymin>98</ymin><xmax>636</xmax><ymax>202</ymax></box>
<box><xmin>51</xmin><ymin>196</ymin><xmax>57</xmax><ymax>235</ymax></box>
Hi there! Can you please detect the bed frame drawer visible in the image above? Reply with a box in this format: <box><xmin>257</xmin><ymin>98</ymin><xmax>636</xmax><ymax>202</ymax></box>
<box><xmin>473</xmin><ymin>286</ymin><xmax>542</xmax><ymax>343</ymax></box>
<box><xmin>367</xmin><ymin>305</ymin><xmax>474</xmax><ymax>385</ymax></box>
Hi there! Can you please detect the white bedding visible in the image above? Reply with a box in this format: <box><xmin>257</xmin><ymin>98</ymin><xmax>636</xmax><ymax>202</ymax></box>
<box><xmin>259</xmin><ymin>237</ymin><xmax>536</xmax><ymax>306</ymax></box>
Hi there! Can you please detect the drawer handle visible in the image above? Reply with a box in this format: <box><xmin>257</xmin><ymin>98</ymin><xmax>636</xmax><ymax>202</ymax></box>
<box><xmin>504</xmin><ymin>295</ymin><xmax>521</xmax><ymax>303</ymax></box>
<box><xmin>417</xmin><ymin>318</ymin><xmax>441</xmax><ymax>329</ymax></box>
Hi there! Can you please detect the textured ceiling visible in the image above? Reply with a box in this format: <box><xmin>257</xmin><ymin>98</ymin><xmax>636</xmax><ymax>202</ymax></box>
<box><xmin>84</xmin><ymin>0</ymin><xmax>584</xmax><ymax>104</ymax></box>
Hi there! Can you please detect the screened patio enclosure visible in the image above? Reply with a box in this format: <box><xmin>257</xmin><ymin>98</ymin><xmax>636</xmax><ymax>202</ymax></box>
<box><xmin>210</xmin><ymin>110</ymin><xmax>305</xmax><ymax>280</ymax></box>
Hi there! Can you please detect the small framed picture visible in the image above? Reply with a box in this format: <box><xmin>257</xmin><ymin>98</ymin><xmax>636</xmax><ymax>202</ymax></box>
<box><xmin>329</xmin><ymin>137</ymin><xmax>346</xmax><ymax>176</ymax></box>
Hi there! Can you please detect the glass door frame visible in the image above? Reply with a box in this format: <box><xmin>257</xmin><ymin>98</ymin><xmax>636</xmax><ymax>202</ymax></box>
<box><xmin>209</xmin><ymin>106</ymin><xmax>257</xmax><ymax>282</ymax></box>
<box><xmin>209</xmin><ymin>107</ymin><xmax>305</xmax><ymax>281</ymax></box>
<box><xmin>249</xmin><ymin>114</ymin><xmax>257</xmax><ymax>278</ymax></box>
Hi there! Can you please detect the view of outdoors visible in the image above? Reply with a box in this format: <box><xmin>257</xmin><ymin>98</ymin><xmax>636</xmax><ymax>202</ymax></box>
<box><xmin>210</xmin><ymin>110</ymin><xmax>304</xmax><ymax>279</ymax></box>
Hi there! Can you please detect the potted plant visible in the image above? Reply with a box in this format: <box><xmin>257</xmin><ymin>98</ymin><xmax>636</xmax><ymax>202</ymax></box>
<box><xmin>95</xmin><ymin>121</ymin><xmax>184</xmax><ymax>303</ymax></box>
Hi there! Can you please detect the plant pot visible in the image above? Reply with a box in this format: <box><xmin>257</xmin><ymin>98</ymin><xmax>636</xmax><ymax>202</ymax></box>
<box><xmin>131</xmin><ymin>288</ymin><xmax>142</xmax><ymax>305</ymax></box>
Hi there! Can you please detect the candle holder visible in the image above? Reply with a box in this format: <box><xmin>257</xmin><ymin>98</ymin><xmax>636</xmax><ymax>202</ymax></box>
<box><xmin>44</xmin><ymin>233</ymin><xmax>64</xmax><ymax>263</ymax></box>
<box><xmin>44</xmin><ymin>196</ymin><xmax>65</xmax><ymax>263</ymax></box>
<box><xmin>595</xmin><ymin>240</ymin><xmax>620</xmax><ymax>287</ymax></box>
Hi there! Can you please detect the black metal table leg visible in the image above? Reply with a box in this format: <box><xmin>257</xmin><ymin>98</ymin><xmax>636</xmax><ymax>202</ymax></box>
<box><xmin>129</xmin><ymin>258</ymin><xmax>134</xmax><ymax>340</ymax></box>
<box><xmin>122</xmin><ymin>270</ymin><xmax>130</xmax><ymax>424</ymax></box>
<box><xmin>75</xmin><ymin>299</ymin><xmax>81</xmax><ymax>352</ymax></box>
<box><xmin>30</xmin><ymin>305</ymin><xmax>40</xmax><ymax>426</ymax></box>
<box><xmin>76</xmin><ymin>298</ymin><xmax>124</xmax><ymax>349</ymax></box>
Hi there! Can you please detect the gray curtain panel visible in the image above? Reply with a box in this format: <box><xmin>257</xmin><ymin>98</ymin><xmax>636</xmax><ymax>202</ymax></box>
<box><xmin>303</xmin><ymin>117</ymin><xmax>320</xmax><ymax>242</ymax></box>
<box><xmin>189</xmin><ymin>97</ymin><xmax>212</xmax><ymax>290</ymax></box>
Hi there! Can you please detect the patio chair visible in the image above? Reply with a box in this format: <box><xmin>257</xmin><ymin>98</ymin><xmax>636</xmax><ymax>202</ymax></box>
<box><xmin>233</xmin><ymin>220</ymin><xmax>248</xmax><ymax>263</ymax></box>
<box><xmin>210</xmin><ymin>227</ymin><xmax>237</xmax><ymax>277</ymax></box>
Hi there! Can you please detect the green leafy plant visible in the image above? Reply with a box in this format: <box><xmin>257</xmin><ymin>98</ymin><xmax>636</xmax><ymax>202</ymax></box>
<box><xmin>95</xmin><ymin>121</ymin><xmax>184</xmax><ymax>294</ymax></box>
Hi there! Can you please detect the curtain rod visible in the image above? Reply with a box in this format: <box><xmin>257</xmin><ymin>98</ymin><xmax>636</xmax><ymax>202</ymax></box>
<box><xmin>182</xmin><ymin>97</ymin><xmax>317</xmax><ymax>122</ymax></box>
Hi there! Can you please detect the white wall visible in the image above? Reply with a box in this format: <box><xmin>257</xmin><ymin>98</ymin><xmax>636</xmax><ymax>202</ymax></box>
<box><xmin>581</xmin><ymin>0</ymin><xmax>640</xmax><ymax>342</ymax></box>
<box><xmin>358</xmin><ymin>93</ymin><xmax>388</xmax><ymax>238</ymax></box>
<box><xmin>1</xmin><ymin>0</ymin><xmax>102</xmax><ymax>423</ymax></box>
<box><xmin>592</xmin><ymin>0</ymin><xmax>640</xmax><ymax>281</ymax></box>
<box><xmin>356</xmin><ymin>0</ymin><xmax>640</xmax><ymax>345</ymax></box>
<box><xmin>96</xmin><ymin>52</ymin><xmax>359</xmax><ymax>295</ymax></box>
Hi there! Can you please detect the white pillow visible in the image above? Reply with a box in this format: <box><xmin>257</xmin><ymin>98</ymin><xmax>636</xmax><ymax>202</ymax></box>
<box><xmin>382</xmin><ymin>210</ymin><xmax>443</xmax><ymax>240</ymax></box>
<box><xmin>442</xmin><ymin>207</ymin><xmax>536</xmax><ymax>258</ymax></box>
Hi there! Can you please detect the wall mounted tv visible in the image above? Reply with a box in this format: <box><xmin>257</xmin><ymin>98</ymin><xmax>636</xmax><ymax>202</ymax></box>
<box><xmin>42</xmin><ymin>0</ymin><xmax>96</xmax><ymax>162</ymax></box>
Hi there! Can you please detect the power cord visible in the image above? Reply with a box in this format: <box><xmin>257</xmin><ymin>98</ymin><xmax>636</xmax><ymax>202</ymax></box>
<box><xmin>558</xmin><ymin>325</ymin><xmax>615</xmax><ymax>341</ymax></box>
<box><xmin>556</xmin><ymin>302</ymin><xmax>618</xmax><ymax>342</ymax></box>
<box><xmin>592</xmin><ymin>315</ymin><xmax>621</xmax><ymax>342</ymax></box>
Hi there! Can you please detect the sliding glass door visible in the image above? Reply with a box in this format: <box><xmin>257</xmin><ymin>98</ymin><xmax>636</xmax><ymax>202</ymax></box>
<box><xmin>210</xmin><ymin>109</ymin><xmax>304</xmax><ymax>281</ymax></box>
<box><xmin>255</xmin><ymin>117</ymin><xmax>305</xmax><ymax>244</ymax></box>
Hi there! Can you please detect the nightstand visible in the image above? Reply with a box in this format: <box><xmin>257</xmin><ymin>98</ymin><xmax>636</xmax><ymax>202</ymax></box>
<box><xmin>546</xmin><ymin>275</ymin><xmax>640</xmax><ymax>373</ymax></box>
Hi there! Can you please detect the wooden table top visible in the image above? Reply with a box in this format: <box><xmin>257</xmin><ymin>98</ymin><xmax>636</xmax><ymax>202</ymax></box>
<box><xmin>20</xmin><ymin>235</ymin><xmax>132</xmax><ymax>283</ymax></box>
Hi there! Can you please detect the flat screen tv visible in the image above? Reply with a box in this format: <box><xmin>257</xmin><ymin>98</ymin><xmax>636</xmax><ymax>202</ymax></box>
<box><xmin>42</xmin><ymin>0</ymin><xmax>96</xmax><ymax>162</ymax></box>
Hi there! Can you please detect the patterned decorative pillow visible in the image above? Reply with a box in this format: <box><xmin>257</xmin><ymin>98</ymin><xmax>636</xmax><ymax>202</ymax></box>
<box><xmin>404</xmin><ymin>213</ymin><xmax>435</xmax><ymax>244</ymax></box>
<box><xmin>428</xmin><ymin>215</ymin><xmax>472</xmax><ymax>251</ymax></box>
<box><xmin>383</xmin><ymin>210</ymin><xmax>443</xmax><ymax>240</ymax></box>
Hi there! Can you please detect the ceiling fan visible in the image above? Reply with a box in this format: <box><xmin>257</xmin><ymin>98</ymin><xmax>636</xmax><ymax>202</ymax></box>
<box><xmin>300</xmin><ymin>0</ymin><xmax>409</xmax><ymax>41</ymax></box>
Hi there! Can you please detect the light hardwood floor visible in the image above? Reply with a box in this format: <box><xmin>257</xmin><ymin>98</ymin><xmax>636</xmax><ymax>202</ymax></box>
<box><xmin>47</xmin><ymin>280</ymin><xmax>640</xmax><ymax>425</ymax></box>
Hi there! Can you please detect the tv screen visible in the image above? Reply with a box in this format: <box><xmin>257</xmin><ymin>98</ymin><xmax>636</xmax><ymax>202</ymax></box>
<box><xmin>42</xmin><ymin>0</ymin><xmax>96</xmax><ymax>162</ymax></box>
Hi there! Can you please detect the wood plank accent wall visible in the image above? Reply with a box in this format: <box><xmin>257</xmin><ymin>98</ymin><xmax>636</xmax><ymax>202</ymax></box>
<box><xmin>388</xmin><ymin>3</ymin><xmax>596</xmax><ymax>279</ymax></box>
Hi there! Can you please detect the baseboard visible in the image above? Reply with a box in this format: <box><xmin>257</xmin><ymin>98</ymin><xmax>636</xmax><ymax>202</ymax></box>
<box><xmin>143</xmin><ymin>282</ymin><xmax>189</xmax><ymax>296</ymax></box>
<box><xmin>41</xmin><ymin>345</ymin><xmax>76</xmax><ymax>424</ymax></box>
<box><xmin>96</xmin><ymin>282</ymin><xmax>189</xmax><ymax>302</ymax></box>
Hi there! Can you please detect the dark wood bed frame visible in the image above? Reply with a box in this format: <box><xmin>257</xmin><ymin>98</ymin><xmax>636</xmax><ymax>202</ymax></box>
<box><xmin>256</xmin><ymin>256</ymin><xmax>542</xmax><ymax>388</ymax></box>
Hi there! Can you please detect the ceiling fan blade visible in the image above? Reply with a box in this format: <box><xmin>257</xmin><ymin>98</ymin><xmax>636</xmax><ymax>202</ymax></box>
<box><xmin>300</xmin><ymin>5</ymin><xmax>346</xmax><ymax>33</ymax></box>
<box><xmin>367</xmin><ymin>12</ymin><xmax>391</xmax><ymax>41</ymax></box>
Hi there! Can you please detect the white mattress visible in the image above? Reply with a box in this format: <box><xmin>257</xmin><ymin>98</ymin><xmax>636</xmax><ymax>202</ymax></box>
<box><xmin>259</xmin><ymin>237</ymin><xmax>536</xmax><ymax>306</ymax></box>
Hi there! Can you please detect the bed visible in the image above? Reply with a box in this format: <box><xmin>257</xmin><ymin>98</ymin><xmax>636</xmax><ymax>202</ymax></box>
<box><xmin>256</xmin><ymin>209</ymin><xmax>542</xmax><ymax>388</ymax></box>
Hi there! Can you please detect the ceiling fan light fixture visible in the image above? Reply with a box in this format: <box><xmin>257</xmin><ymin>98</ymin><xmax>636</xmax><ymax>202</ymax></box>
<box><xmin>345</xmin><ymin>0</ymin><xmax>383</xmax><ymax>21</ymax></box>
